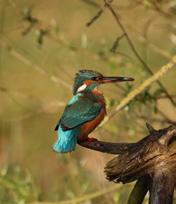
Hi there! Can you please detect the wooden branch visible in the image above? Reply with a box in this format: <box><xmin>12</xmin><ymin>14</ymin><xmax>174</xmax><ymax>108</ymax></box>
<box><xmin>101</xmin><ymin>125</ymin><xmax>176</xmax><ymax>204</ymax></box>
<box><xmin>30</xmin><ymin>184</ymin><xmax>123</xmax><ymax>204</ymax></box>
<box><xmin>128</xmin><ymin>176</ymin><xmax>150</xmax><ymax>204</ymax></box>
<box><xmin>79</xmin><ymin>125</ymin><xmax>176</xmax><ymax>203</ymax></box>
<box><xmin>78</xmin><ymin>140</ymin><xmax>135</xmax><ymax>154</ymax></box>
<box><xmin>105</xmin><ymin>126</ymin><xmax>176</xmax><ymax>181</ymax></box>
<box><xmin>112</xmin><ymin>55</ymin><xmax>176</xmax><ymax>113</ymax></box>
<box><xmin>78</xmin><ymin>125</ymin><xmax>173</xmax><ymax>154</ymax></box>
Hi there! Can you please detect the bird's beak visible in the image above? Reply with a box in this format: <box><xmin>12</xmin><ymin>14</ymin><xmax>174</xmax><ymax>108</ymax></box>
<box><xmin>99</xmin><ymin>76</ymin><xmax>134</xmax><ymax>84</ymax></box>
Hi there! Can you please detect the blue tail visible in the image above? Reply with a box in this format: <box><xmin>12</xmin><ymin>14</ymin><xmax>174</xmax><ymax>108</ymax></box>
<box><xmin>53</xmin><ymin>126</ymin><xmax>78</xmax><ymax>153</ymax></box>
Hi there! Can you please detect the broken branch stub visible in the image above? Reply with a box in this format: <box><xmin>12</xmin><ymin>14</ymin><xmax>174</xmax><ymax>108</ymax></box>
<box><xmin>105</xmin><ymin>125</ymin><xmax>176</xmax><ymax>183</ymax></box>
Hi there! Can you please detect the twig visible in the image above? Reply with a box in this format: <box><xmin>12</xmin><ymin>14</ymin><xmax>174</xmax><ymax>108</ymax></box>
<box><xmin>86</xmin><ymin>0</ymin><xmax>113</xmax><ymax>27</ymax></box>
<box><xmin>157</xmin><ymin>95</ymin><xmax>176</xmax><ymax>100</ymax></box>
<box><xmin>98</xmin><ymin>55</ymin><xmax>176</xmax><ymax>126</ymax></box>
<box><xmin>110</xmin><ymin>33</ymin><xmax>125</xmax><ymax>53</ymax></box>
<box><xmin>157</xmin><ymin>109</ymin><xmax>176</xmax><ymax>125</ymax></box>
<box><xmin>125</xmin><ymin>22</ymin><xmax>172</xmax><ymax>60</ymax></box>
<box><xmin>133</xmin><ymin>112</ymin><xmax>176</xmax><ymax>126</ymax></box>
<box><xmin>86</xmin><ymin>0</ymin><xmax>175</xmax><ymax>106</ymax></box>
<box><xmin>141</xmin><ymin>0</ymin><xmax>173</xmax><ymax>19</ymax></box>
<box><xmin>104</xmin><ymin>0</ymin><xmax>176</xmax><ymax>107</ymax></box>
<box><xmin>0</xmin><ymin>39</ymin><xmax>71</xmax><ymax>90</ymax></box>
<box><xmin>30</xmin><ymin>184</ymin><xmax>123</xmax><ymax>204</ymax></box>
<box><xmin>113</xmin><ymin>55</ymin><xmax>176</xmax><ymax>113</ymax></box>
<box><xmin>81</xmin><ymin>0</ymin><xmax>100</xmax><ymax>8</ymax></box>
<box><xmin>86</xmin><ymin>8</ymin><xmax>104</xmax><ymax>26</ymax></box>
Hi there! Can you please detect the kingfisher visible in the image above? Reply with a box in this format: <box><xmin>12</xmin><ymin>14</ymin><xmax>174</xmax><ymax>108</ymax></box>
<box><xmin>53</xmin><ymin>70</ymin><xmax>134</xmax><ymax>153</ymax></box>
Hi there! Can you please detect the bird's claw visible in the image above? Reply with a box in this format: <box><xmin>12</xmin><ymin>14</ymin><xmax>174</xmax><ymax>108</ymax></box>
<box><xmin>87</xmin><ymin>137</ymin><xmax>98</xmax><ymax>143</ymax></box>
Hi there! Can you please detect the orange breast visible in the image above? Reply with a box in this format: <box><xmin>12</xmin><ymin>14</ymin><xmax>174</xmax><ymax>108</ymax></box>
<box><xmin>78</xmin><ymin>106</ymin><xmax>106</xmax><ymax>141</ymax></box>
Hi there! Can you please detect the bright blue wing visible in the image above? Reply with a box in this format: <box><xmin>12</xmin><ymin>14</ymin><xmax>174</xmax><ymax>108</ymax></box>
<box><xmin>54</xmin><ymin>94</ymin><xmax>80</xmax><ymax>130</ymax></box>
<box><xmin>55</xmin><ymin>94</ymin><xmax>101</xmax><ymax>131</ymax></box>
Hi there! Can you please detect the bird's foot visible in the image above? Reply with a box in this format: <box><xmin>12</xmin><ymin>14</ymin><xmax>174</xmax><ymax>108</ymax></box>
<box><xmin>87</xmin><ymin>137</ymin><xmax>98</xmax><ymax>143</ymax></box>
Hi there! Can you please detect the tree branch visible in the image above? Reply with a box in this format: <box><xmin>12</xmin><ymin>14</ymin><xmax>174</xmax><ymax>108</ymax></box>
<box><xmin>101</xmin><ymin>55</ymin><xmax>176</xmax><ymax>125</ymax></box>
<box><xmin>78</xmin><ymin>139</ymin><xmax>135</xmax><ymax>154</ymax></box>
<box><xmin>79</xmin><ymin>126</ymin><xmax>176</xmax><ymax>204</ymax></box>
<box><xmin>127</xmin><ymin>176</ymin><xmax>150</xmax><ymax>204</ymax></box>
<box><xmin>104</xmin><ymin>0</ymin><xmax>175</xmax><ymax>107</ymax></box>
<box><xmin>30</xmin><ymin>184</ymin><xmax>123</xmax><ymax>204</ymax></box>
<box><xmin>86</xmin><ymin>0</ymin><xmax>176</xmax><ymax>106</ymax></box>
<box><xmin>78</xmin><ymin>125</ymin><xmax>175</xmax><ymax>155</ymax></box>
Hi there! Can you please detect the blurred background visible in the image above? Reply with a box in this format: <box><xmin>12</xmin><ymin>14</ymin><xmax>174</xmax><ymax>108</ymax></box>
<box><xmin>0</xmin><ymin>0</ymin><xmax>176</xmax><ymax>203</ymax></box>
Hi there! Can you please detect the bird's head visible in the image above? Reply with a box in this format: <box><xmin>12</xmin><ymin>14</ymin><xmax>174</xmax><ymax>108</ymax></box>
<box><xmin>73</xmin><ymin>70</ymin><xmax>134</xmax><ymax>95</ymax></box>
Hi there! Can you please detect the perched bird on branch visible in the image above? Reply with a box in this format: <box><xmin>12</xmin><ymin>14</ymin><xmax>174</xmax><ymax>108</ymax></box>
<box><xmin>53</xmin><ymin>70</ymin><xmax>134</xmax><ymax>153</ymax></box>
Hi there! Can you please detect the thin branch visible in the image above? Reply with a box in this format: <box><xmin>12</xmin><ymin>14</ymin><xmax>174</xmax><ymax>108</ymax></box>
<box><xmin>132</xmin><ymin>112</ymin><xmax>176</xmax><ymax>126</ymax></box>
<box><xmin>157</xmin><ymin>109</ymin><xmax>176</xmax><ymax>126</ymax></box>
<box><xmin>86</xmin><ymin>0</ymin><xmax>113</xmax><ymax>27</ymax></box>
<box><xmin>0</xmin><ymin>39</ymin><xmax>71</xmax><ymax>90</ymax></box>
<box><xmin>104</xmin><ymin>0</ymin><xmax>176</xmax><ymax>107</ymax></box>
<box><xmin>78</xmin><ymin>139</ymin><xmax>135</xmax><ymax>154</ymax></box>
<box><xmin>110</xmin><ymin>33</ymin><xmax>125</xmax><ymax>53</ymax></box>
<box><xmin>125</xmin><ymin>22</ymin><xmax>172</xmax><ymax>60</ymax></box>
<box><xmin>81</xmin><ymin>0</ymin><xmax>100</xmax><ymax>8</ymax></box>
<box><xmin>82</xmin><ymin>0</ymin><xmax>139</xmax><ymax>10</ymax></box>
<box><xmin>138</xmin><ymin>0</ymin><xmax>173</xmax><ymax>19</ymax></box>
<box><xmin>94</xmin><ymin>54</ymin><xmax>176</xmax><ymax>129</ymax></box>
<box><xmin>157</xmin><ymin>95</ymin><xmax>176</xmax><ymax>100</ymax></box>
<box><xmin>86</xmin><ymin>0</ymin><xmax>175</xmax><ymax>106</ymax></box>
<box><xmin>109</xmin><ymin>55</ymin><xmax>176</xmax><ymax>117</ymax></box>
<box><xmin>86</xmin><ymin>7</ymin><xmax>104</xmax><ymax>26</ymax></box>
<box><xmin>30</xmin><ymin>184</ymin><xmax>123</xmax><ymax>204</ymax></box>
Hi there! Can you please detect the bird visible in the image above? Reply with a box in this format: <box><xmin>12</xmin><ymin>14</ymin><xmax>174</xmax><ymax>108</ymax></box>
<box><xmin>53</xmin><ymin>70</ymin><xmax>134</xmax><ymax>153</ymax></box>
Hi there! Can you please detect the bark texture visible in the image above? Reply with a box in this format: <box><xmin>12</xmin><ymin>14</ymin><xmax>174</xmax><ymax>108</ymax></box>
<box><xmin>78</xmin><ymin>124</ymin><xmax>176</xmax><ymax>204</ymax></box>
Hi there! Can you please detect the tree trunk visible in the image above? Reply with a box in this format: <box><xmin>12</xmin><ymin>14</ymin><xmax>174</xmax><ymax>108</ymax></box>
<box><xmin>149</xmin><ymin>172</ymin><xmax>174</xmax><ymax>204</ymax></box>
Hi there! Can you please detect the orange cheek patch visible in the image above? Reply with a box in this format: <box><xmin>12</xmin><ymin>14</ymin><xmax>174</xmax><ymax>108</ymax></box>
<box><xmin>84</xmin><ymin>80</ymin><xmax>94</xmax><ymax>86</ymax></box>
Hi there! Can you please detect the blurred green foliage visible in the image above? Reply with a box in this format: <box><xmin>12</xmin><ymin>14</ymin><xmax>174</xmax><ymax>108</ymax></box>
<box><xmin>0</xmin><ymin>165</ymin><xmax>37</xmax><ymax>204</ymax></box>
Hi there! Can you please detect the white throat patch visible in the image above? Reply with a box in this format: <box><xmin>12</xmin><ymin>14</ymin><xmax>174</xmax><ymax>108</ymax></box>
<box><xmin>77</xmin><ymin>84</ymin><xmax>87</xmax><ymax>93</ymax></box>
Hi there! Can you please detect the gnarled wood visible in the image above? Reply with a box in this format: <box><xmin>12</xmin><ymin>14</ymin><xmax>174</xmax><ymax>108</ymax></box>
<box><xmin>104</xmin><ymin>126</ymin><xmax>176</xmax><ymax>183</ymax></box>
<box><xmin>149</xmin><ymin>172</ymin><xmax>174</xmax><ymax>204</ymax></box>
<box><xmin>78</xmin><ymin>125</ymin><xmax>176</xmax><ymax>204</ymax></box>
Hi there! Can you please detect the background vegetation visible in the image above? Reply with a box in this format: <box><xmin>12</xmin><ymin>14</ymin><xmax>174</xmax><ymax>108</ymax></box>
<box><xmin>0</xmin><ymin>0</ymin><xmax>176</xmax><ymax>203</ymax></box>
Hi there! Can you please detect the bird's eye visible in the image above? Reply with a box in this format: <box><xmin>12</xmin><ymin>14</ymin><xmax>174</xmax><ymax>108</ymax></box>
<box><xmin>92</xmin><ymin>76</ymin><xmax>101</xmax><ymax>81</ymax></box>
